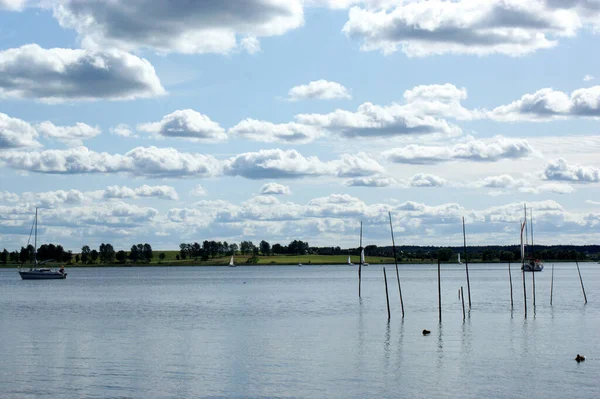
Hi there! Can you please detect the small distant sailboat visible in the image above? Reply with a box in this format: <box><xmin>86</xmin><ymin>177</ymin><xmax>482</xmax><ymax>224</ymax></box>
<box><xmin>229</xmin><ymin>255</ymin><xmax>236</xmax><ymax>267</ymax></box>
<box><xmin>360</xmin><ymin>248</ymin><xmax>369</xmax><ymax>266</ymax></box>
<box><xmin>458</xmin><ymin>253</ymin><xmax>463</xmax><ymax>264</ymax></box>
<box><xmin>19</xmin><ymin>208</ymin><xmax>67</xmax><ymax>280</ymax></box>
<box><xmin>348</xmin><ymin>255</ymin><xmax>355</xmax><ymax>266</ymax></box>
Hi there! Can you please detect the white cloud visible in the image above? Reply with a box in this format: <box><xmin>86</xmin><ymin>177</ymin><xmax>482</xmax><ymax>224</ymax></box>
<box><xmin>0</xmin><ymin>0</ymin><xmax>26</xmax><ymax>11</ymax></box>
<box><xmin>584</xmin><ymin>74</ymin><xmax>595</xmax><ymax>81</ymax></box>
<box><xmin>586</xmin><ymin>200</ymin><xmax>600</xmax><ymax>205</ymax></box>
<box><xmin>52</xmin><ymin>0</ymin><xmax>304</xmax><ymax>55</ymax></box>
<box><xmin>138</xmin><ymin>109</ymin><xmax>227</xmax><ymax>142</ymax></box>
<box><xmin>345</xmin><ymin>176</ymin><xmax>397</xmax><ymax>187</ymax></box>
<box><xmin>37</xmin><ymin>121</ymin><xmax>100</xmax><ymax>146</ymax></box>
<box><xmin>384</xmin><ymin>137</ymin><xmax>536</xmax><ymax>164</ymax></box>
<box><xmin>0</xmin><ymin>44</ymin><xmax>165</xmax><ymax>102</ymax></box>
<box><xmin>110</xmin><ymin>124</ymin><xmax>136</xmax><ymax>138</ymax></box>
<box><xmin>542</xmin><ymin>158</ymin><xmax>600</xmax><ymax>182</ymax></box>
<box><xmin>287</xmin><ymin>79</ymin><xmax>351</xmax><ymax>101</ymax></box>
<box><xmin>342</xmin><ymin>0</ymin><xmax>584</xmax><ymax>57</ymax></box>
<box><xmin>410</xmin><ymin>173</ymin><xmax>446</xmax><ymax>187</ymax></box>
<box><xmin>297</xmin><ymin>101</ymin><xmax>461</xmax><ymax>138</ymax></box>
<box><xmin>521</xmin><ymin>183</ymin><xmax>575</xmax><ymax>194</ymax></box>
<box><xmin>0</xmin><ymin>112</ymin><xmax>41</xmax><ymax>149</ymax></box>
<box><xmin>229</xmin><ymin>119</ymin><xmax>323</xmax><ymax>143</ymax></box>
<box><xmin>490</xmin><ymin>86</ymin><xmax>600</xmax><ymax>121</ymax></box>
<box><xmin>241</xmin><ymin>36</ymin><xmax>261</xmax><ymax>54</ymax></box>
<box><xmin>190</xmin><ymin>185</ymin><xmax>208</xmax><ymax>197</ymax></box>
<box><xmin>0</xmin><ymin>146</ymin><xmax>221</xmax><ymax>177</ymax></box>
<box><xmin>473</xmin><ymin>174</ymin><xmax>526</xmax><ymax>189</ymax></box>
<box><xmin>104</xmin><ymin>185</ymin><xmax>179</xmax><ymax>200</ymax></box>
<box><xmin>260</xmin><ymin>182</ymin><xmax>291</xmax><ymax>195</ymax></box>
<box><xmin>224</xmin><ymin>149</ymin><xmax>384</xmax><ymax>179</ymax></box>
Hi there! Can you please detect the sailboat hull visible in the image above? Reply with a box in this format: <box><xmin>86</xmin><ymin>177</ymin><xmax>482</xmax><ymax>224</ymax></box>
<box><xmin>19</xmin><ymin>270</ymin><xmax>67</xmax><ymax>280</ymax></box>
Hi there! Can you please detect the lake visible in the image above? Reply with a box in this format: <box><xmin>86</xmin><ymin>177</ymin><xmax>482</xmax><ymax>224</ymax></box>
<box><xmin>1</xmin><ymin>263</ymin><xmax>598</xmax><ymax>398</ymax></box>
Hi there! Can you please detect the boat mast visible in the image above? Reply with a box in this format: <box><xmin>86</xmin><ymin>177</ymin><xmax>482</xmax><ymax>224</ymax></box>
<box><xmin>34</xmin><ymin>207</ymin><xmax>38</xmax><ymax>265</ymax></box>
<box><xmin>530</xmin><ymin>208</ymin><xmax>535</xmax><ymax>260</ymax></box>
<box><xmin>523</xmin><ymin>204</ymin><xmax>529</xmax><ymax>258</ymax></box>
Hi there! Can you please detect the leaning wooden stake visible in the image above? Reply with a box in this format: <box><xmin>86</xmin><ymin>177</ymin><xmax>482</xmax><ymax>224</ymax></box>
<box><xmin>462</xmin><ymin>217</ymin><xmax>472</xmax><ymax>308</ymax></box>
<box><xmin>438</xmin><ymin>259</ymin><xmax>442</xmax><ymax>323</ymax></box>
<box><xmin>461</xmin><ymin>286</ymin><xmax>466</xmax><ymax>321</ymax></box>
<box><xmin>550</xmin><ymin>263</ymin><xmax>554</xmax><ymax>306</ymax></box>
<box><xmin>388</xmin><ymin>212</ymin><xmax>404</xmax><ymax>318</ymax></box>
<box><xmin>383</xmin><ymin>267</ymin><xmax>390</xmax><ymax>320</ymax></box>
<box><xmin>576</xmin><ymin>261</ymin><xmax>588</xmax><ymax>304</ymax></box>
<box><xmin>508</xmin><ymin>261</ymin><xmax>514</xmax><ymax>308</ymax></box>
<box><xmin>358</xmin><ymin>221</ymin><xmax>362</xmax><ymax>298</ymax></box>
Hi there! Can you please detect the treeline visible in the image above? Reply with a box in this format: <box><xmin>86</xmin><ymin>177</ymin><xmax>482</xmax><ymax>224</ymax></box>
<box><xmin>317</xmin><ymin>244</ymin><xmax>599</xmax><ymax>262</ymax></box>
<box><xmin>177</xmin><ymin>240</ymin><xmax>310</xmax><ymax>260</ymax></box>
<box><xmin>2</xmin><ymin>241</ymin><xmax>598</xmax><ymax>265</ymax></box>
<box><xmin>1</xmin><ymin>243</ymin><xmax>159</xmax><ymax>265</ymax></box>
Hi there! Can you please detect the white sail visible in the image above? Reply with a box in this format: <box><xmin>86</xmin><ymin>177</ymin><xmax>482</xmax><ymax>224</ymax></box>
<box><xmin>348</xmin><ymin>255</ymin><xmax>351</xmax><ymax>264</ymax></box>
<box><xmin>229</xmin><ymin>255</ymin><xmax>235</xmax><ymax>267</ymax></box>
<box><xmin>458</xmin><ymin>253</ymin><xmax>461</xmax><ymax>264</ymax></box>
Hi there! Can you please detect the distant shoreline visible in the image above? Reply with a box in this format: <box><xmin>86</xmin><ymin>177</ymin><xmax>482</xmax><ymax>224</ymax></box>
<box><xmin>1</xmin><ymin>259</ymin><xmax>594</xmax><ymax>269</ymax></box>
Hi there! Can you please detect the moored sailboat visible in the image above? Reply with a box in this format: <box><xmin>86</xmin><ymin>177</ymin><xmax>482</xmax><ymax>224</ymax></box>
<box><xmin>19</xmin><ymin>208</ymin><xmax>67</xmax><ymax>280</ymax></box>
<box><xmin>229</xmin><ymin>255</ymin><xmax>236</xmax><ymax>267</ymax></box>
<box><xmin>521</xmin><ymin>205</ymin><xmax>543</xmax><ymax>272</ymax></box>
<box><xmin>348</xmin><ymin>255</ymin><xmax>354</xmax><ymax>266</ymax></box>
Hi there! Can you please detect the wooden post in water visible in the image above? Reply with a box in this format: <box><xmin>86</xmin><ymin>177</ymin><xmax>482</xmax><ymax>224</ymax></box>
<box><xmin>383</xmin><ymin>267</ymin><xmax>390</xmax><ymax>320</ymax></box>
<box><xmin>388</xmin><ymin>212</ymin><xmax>404</xmax><ymax>318</ymax></box>
<box><xmin>576</xmin><ymin>261</ymin><xmax>588</xmax><ymax>304</ymax></box>
<box><xmin>508</xmin><ymin>261</ymin><xmax>514</xmax><ymax>308</ymax></box>
<box><xmin>438</xmin><ymin>259</ymin><xmax>442</xmax><ymax>323</ymax></box>
<box><xmin>462</xmin><ymin>217</ymin><xmax>472</xmax><ymax>308</ymax></box>
<box><xmin>358</xmin><ymin>221</ymin><xmax>362</xmax><ymax>298</ymax></box>
<box><xmin>522</xmin><ymin>268</ymin><xmax>527</xmax><ymax>318</ymax></box>
<box><xmin>532</xmin><ymin>266</ymin><xmax>536</xmax><ymax>308</ymax></box>
<box><xmin>461</xmin><ymin>286</ymin><xmax>466</xmax><ymax>321</ymax></box>
<box><xmin>550</xmin><ymin>263</ymin><xmax>554</xmax><ymax>306</ymax></box>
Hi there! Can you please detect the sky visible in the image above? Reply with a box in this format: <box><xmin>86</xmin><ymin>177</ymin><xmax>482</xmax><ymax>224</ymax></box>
<box><xmin>1</xmin><ymin>0</ymin><xmax>600</xmax><ymax>252</ymax></box>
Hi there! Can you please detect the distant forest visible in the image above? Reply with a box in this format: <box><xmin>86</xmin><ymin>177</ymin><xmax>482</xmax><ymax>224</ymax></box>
<box><xmin>2</xmin><ymin>239</ymin><xmax>599</xmax><ymax>265</ymax></box>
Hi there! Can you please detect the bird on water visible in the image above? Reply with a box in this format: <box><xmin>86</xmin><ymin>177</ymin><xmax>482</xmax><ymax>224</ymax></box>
<box><xmin>422</xmin><ymin>329</ymin><xmax>431</xmax><ymax>335</ymax></box>
<box><xmin>575</xmin><ymin>354</ymin><xmax>586</xmax><ymax>362</ymax></box>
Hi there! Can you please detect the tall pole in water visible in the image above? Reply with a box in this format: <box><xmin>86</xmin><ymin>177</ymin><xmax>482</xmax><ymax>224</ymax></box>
<box><xmin>358</xmin><ymin>221</ymin><xmax>362</xmax><ymax>298</ymax></box>
<box><xmin>531</xmin><ymin>208</ymin><xmax>536</xmax><ymax>308</ymax></box>
<box><xmin>462</xmin><ymin>217</ymin><xmax>472</xmax><ymax>308</ymax></box>
<box><xmin>438</xmin><ymin>259</ymin><xmax>442</xmax><ymax>323</ymax></box>
<box><xmin>383</xmin><ymin>267</ymin><xmax>390</xmax><ymax>320</ymax></box>
<box><xmin>389</xmin><ymin>212</ymin><xmax>404</xmax><ymax>318</ymax></box>
<box><xmin>508</xmin><ymin>261</ymin><xmax>514</xmax><ymax>308</ymax></box>
<box><xmin>550</xmin><ymin>263</ymin><xmax>554</xmax><ymax>306</ymax></box>
<box><xmin>521</xmin><ymin>215</ymin><xmax>527</xmax><ymax>318</ymax></box>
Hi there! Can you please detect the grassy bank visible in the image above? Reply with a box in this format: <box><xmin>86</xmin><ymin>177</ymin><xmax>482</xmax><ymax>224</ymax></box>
<box><xmin>2</xmin><ymin>253</ymin><xmax>595</xmax><ymax>268</ymax></box>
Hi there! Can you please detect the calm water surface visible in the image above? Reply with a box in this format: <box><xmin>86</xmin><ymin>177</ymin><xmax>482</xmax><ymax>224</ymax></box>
<box><xmin>1</xmin><ymin>263</ymin><xmax>598</xmax><ymax>398</ymax></box>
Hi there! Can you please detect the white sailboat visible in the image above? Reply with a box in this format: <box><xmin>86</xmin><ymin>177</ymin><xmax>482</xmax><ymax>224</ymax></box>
<box><xmin>348</xmin><ymin>255</ymin><xmax>354</xmax><ymax>266</ymax></box>
<box><xmin>458</xmin><ymin>253</ymin><xmax>463</xmax><ymax>264</ymax></box>
<box><xmin>19</xmin><ymin>208</ymin><xmax>67</xmax><ymax>280</ymax></box>
<box><xmin>228</xmin><ymin>255</ymin><xmax>236</xmax><ymax>267</ymax></box>
<box><xmin>521</xmin><ymin>205</ymin><xmax>543</xmax><ymax>272</ymax></box>
<box><xmin>360</xmin><ymin>248</ymin><xmax>369</xmax><ymax>266</ymax></box>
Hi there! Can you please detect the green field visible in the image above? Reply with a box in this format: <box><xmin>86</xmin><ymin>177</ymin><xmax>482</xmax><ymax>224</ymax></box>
<box><xmin>2</xmin><ymin>252</ymin><xmax>402</xmax><ymax>267</ymax></box>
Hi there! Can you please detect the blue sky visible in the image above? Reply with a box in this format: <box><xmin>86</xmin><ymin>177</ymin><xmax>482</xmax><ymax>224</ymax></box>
<box><xmin>1</xmin><ymin>0</ymin><xmax>600</xmax><ymax>251</ymax></box>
